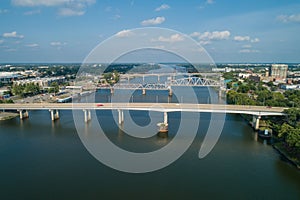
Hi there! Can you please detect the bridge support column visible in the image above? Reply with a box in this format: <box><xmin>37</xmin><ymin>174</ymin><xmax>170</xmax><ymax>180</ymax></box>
<box><xmin>168</xmin><ymin>88</ymin><xmax>173</xmax><ymax>96</ymax></box>
<box><xmin>83</xmin><ymin>109</ymin><xmax>91</xmax><ymax>123</ymax></box>
<box><xmin>118</xmin><ymin>109</ymin><xmax>124</xmax><ymax>124</ymax></box>
<box><xmin>255</xmin><ymin>115</ymin><xmax>261</xmax><ymax>130</ymax></box>
<box><xmin>110</xmin><ymin>88</ymin><xmax>114</xmax><ymax>94</ymax></box>
<box><xmin>142</xmin><ymin>88</ymin><xmax>146</xmax><ymax>95</ymax></box>
<box><xmin>49</xmin><ymin>109</ymin><xmax>59</xmax><ymax>121</ymax></box>
<box><xmin>164</xmin><ymin>112</ymin><xmax>168</xmax><ymax>124</ymax></box>
<box><xmin>157</xmin><ymin>112</ymin><xmax>169</xmax><ymax>135</ymax></box>
<box><xmin>19</xmin><ymin>110</ymin><xmax>29</xmax><ymax>119</ymax></box>
<box><xmin>219</xmin><ymin>89</ymin><xmax>222</xmax><ymax>98</ymax></box>
<box><xmin>252</xmin><ymin>115</ymin><xmax>261</xmax><ymax>130</ymax></box>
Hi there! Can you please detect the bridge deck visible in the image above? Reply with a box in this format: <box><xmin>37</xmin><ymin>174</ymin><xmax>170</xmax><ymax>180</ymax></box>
<box><xmin>0</xmin><ymin>103</ymin><xmax>285</xmax><ymax>116</ymax></box>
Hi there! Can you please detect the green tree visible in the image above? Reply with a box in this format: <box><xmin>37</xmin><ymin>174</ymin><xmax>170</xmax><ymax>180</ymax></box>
<box><xmin>12</xmin><ymin>84</ymin><xmax>25</xmax><ymax>97</ymax></box>
<box><xmin>286</xmin><ymin>129</ymin><xmax>300</xmax><ymax>148</ymax></box>
<box><xmin>48</xmin><ymin>82</ymin><xmax>59</xmax><ymax>94</ymax></box>
<box><xmin>24</xmin><ymin>83</ymin><xmax>40</xmax><ymax>95</ymax></box>
<box><xmin>278</xmin><ymin>123</ymin><xmax>293</xmax><ymax>139</ymax></box>
<box><xmin>237</xmin><ymin>84</ymin><xmax>250</xmax><ymax>93</ymax></box>
<box><xmin>223</xmin><ymin>72</ymin><xmax>235</xmax><ymax>80</ymax></box>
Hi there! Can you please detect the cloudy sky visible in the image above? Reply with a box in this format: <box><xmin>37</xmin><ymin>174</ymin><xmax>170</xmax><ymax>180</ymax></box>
<box><xmin>0</xmin><ymin>0</ymin><xmax>299</xmax><ymax>63</ymax></box>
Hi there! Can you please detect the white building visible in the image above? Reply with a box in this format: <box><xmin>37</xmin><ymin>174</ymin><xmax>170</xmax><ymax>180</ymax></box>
<box><xmin>270</xmin><ymin>64</ymin><xmax>288</xmax><ymax>80</ymax></box>
<box><xmin>13</xmin><ymin>77</ymin><xmax>65</xmax><ymax>87</ymax></box>
<box><xmin>0</xmin><ymin>72</ymin><xmax>21</xmax><ymax>84</ymax></box>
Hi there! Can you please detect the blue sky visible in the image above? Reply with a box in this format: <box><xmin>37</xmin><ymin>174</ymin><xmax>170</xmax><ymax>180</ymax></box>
<box><xmin>0</xmin><ymin>0</ymin><xmax>300</xmax><ymax>63</ymax></box>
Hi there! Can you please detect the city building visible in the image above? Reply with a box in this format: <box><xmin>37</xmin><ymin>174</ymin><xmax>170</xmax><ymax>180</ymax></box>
<box><xmin>13</xmin><ymin>77</ymin><xmax>65</xmax><ymax>88</ymax></box>
<box><xmin>0</xmin><ymin>72</ymin><xmax>22</xmax><ymax>84</ymax></box>
<box><xmin>269</xmin><ymin>64</ymin><xmax>288</xmax><ymax>80</ymax></box>
<box><xmin>249</xmin><ymin>75</ymin><xmax>261</xmax><ymax>83</ymax></box>
<box><xmin>281</xmin><ymin>84</ymin><xmax>300</xmax><ymax>90</ymax></box>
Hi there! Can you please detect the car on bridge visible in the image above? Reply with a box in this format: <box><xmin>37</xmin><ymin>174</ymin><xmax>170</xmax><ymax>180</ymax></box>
<box><xmin>96</xmin><ymin>103</ymin><xmax>104</xmax><ymax>107</ymax></box>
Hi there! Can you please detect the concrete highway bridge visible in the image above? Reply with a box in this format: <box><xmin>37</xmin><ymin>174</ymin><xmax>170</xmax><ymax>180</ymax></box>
<box><xmin>0</xmin><ymin>103</ymin><xmax>286</xmax><ymax>130</ymax></box>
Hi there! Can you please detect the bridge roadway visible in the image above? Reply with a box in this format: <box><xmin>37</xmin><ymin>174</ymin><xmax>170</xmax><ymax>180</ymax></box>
<box><xmin>1</xmin><ymin>103</ymin><xmax>286</xmax><ymax>130</ymax></box>
<box><xmin>1</xmin><ymin>103</ymin><xmax>285</xmax><ymax>116</ymax></box>
<box><xmin>120</xmin><ymin>72</ymin><xmax>220</xmax><ymax>78</ymax></box>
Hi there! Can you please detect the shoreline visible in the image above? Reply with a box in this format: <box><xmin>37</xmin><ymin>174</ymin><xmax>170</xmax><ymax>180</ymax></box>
<box><xmin>239</xmin><ymin>113</ymin><xmax>300</xmax><ymax>170</ymax></box>
<box><xmin>273</xmin><ymin>143</ymin><xmax>300</xmax><ymax>169</ymax></box>
<box><xmin>0</xmin><ymin>112</ymin><xmax>19</xmax><ymax>121</ymax></box>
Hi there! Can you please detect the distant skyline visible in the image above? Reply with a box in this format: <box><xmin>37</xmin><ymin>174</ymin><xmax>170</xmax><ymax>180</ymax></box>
<box><xmin>0</xmin><ymin>0</ymin><xmax>300</xmax><ymax>63</ymax></box>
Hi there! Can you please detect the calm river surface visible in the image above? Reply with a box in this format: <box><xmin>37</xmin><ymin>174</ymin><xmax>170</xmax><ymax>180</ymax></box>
<box><xmin>0</xmin><ymin>88</ymin><xmax>300</xmax><ymax>200</ymax></box>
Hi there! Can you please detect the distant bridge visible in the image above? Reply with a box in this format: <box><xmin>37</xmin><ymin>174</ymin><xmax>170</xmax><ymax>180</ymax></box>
<box><xmin>99</xmin><ymin>73</ymin><xmax>225</xmax><ymax>94</ymax></box>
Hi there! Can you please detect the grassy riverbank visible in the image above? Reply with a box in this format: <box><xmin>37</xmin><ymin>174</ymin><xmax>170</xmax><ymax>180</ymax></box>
<box><xmin>0</xmin><ymin>112</ymin><xmax>19</xmax><ymax>121</ymax></box>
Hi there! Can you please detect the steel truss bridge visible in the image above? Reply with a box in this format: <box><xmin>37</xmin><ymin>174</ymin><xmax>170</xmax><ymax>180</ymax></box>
<box><xmin>105</xmin><ymin>73</ymin><xmax>224</xmax><ymax>90</ymax></box>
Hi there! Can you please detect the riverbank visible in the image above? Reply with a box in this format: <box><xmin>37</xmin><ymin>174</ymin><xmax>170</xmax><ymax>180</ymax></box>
<box><xmin>273</xmin><ymin>142</ymin><xmax>300</xmax><ymax>169</ymax></box>
<box><xmin>241</xmin><ymin>113</ymin><xmax>300</xmax><ymax>169</ymax></box>
<box><xmin>0</xmin><ymin>112</ymin><xmax>19</xmax><ymax>121</ymax></box>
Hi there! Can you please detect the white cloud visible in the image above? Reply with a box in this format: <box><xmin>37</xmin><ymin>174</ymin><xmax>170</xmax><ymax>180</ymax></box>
<box><xmin>199</xmin><ymin>40</ymin><xmax>211</xmax><ymax>45</ymax></box>
<box><xmin>5</xmin><ymin>48</ymin><xmax>17</xmax><ymax>52</ymax></box>
<box><xmin>105</xmin><ymin>6</ymin><xmax>112</xmax><ymax>12</ymax></box>
<box><xmin>58</xmin><ymin>8</ymin><xmax>85</xmax><ymax>16</ymax></box>
<box><xmin>234</xmin><ymin>36</ymin><xmax>250</xmax><ymax>41</ymax></box>
<box><xmin>25</xmin><ymin>43</ymin><xmax>39</xmax><ymax>47</ymax></box>
<box><xmin>155</xmin><ymin>4</ymin><xmax>170</xmax><ymax>12</ymax></box>
<box><xmin>152</xmin><ymin>45</ymin><xmax>165</xmax><ymax>49</ymax></box>
<box><xmin>113</xmin><ymin>14</ymin><xmax>121</xmax><ymax>20</ymax></box>
<box><xmin>199</xmin><ymin>31</ymin><xmax>230</xmax><ymax>40</ymax></box>
<box><xmin>130</xmin><ymin>1</ymin><xmax>134</xmax><ymax>7</ymax></box>
<box><xmin>250</xmin><ymin>38</ymin><xmax>260</xmax><ymax>43</ymax></box>
<box><xmin>50</xmin><ymin>41</ymin><xmax>66</xmax><ymax>46</ymax></box>
<box><xmin>239</xmin><ymin>49</ymin><xmax>260</xmax><ymax>53</ymax></box>
<box><xmin>277</xmin><ymin>14</ymin><xmax>300</xmax><ymax>23</ymax></box>
<box><xmin>190</xmin><ymin>30</ymin><xmax>230</xmax><ymax>45</ymax></box>
<box><xmin>242</xmin><ymin>45</ymin><xmax>252</xmax><ymax>48</ymax></box>
<box><xmin>24</xmin><ymin>9</ymin><xmax>41</xmax><ymax>15</ymax></box>
<box><xmin>190</xmin><ymin>32</ymin><xmax>201</xmax><ymax>37</ymax></box>
<box><xmin>154</xmin><ymin>34</ymin><xmax>185</xmax><ymax>43</ymax></box>
<box><xmin>12</xmin><ymin>0</ymin><xmax>95</xmax><ymax>7</ymax></box>
<box><xmin>206</xmin><ymin>0</ymin><xmax>214</xmax><ymax>4</ymax></box>
<box><xmin>0</xmin><ymin>40</ymin><xmax>4</xmax><ymax>44</ymax></box>
<box><xmin>12</xmin><ymin>0</ymin><xmax>95</xmax><ymax>16</ymax></box>
<box><xmin>141</xmin><ymin>16</ymin><xmax>165</xmax><ymax>26</ymax></box>
<box><xmin>115</xmin><ymin>30</ymin><xmax>134</xmax><ymax>38</ymax></box>
<box><xmin>0</xmin><ymin>9</ymin><xmax>9</xmax><ymax>14</ymax></box>
<box><xmin>2</xmin><ymin>31</ymin><xmax>24</xmax><ymax>39</ymax></box>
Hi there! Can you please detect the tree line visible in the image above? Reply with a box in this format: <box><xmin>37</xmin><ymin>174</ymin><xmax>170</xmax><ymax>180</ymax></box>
<box><xmin>12</xmin><ymin>82</ymin><xmax>59</xmax><ymax>97</ymax></box>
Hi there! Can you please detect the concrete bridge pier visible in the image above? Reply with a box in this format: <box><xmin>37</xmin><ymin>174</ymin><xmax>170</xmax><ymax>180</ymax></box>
<box><xmin>118</xmin><ymin>109</ymin><xmax>124</xmax><ymax>124</ymax></box>
<box><xmin>110</xmin><ymin>88</ymin><xmax>114</xmax><ymax>94</ymax></box>
<box><xmin>219</xmin><ymin>89</ymin><xmax>222</xmax><ymax>98</ymax></box>
<box><xmin>168</xmin><ymin>88</ymin><xmax>173</xmax><ymax>96</ymax></box>
<box><xmin>164</xmin><ymin>112</ymin><xmax>168</xmax><ymax>124</ymax></box>
<box><xmin>157</xmin><ymin>112</ymin><xmax>169</xmax><ymax>134</ymax></box>
<box><xmin>49</xmin><ymin>109</ymin><xmax>59</xmax><ymax>121</ymax></box>
<box><xmin>142</xmin><ymin>88</ymin><xmax>146</xmax><ymax>95</ymax></box>
<box><xmin>252</xmin><ymin>115</ymin><xmax>261</xmax><ymax>130</ymax></box>
<box><xmin>18</xmin><ymin>110</ymin><xmax>29</xmax><ymax>119</ymax></box>
<box><xmin>83</xmin><ymin>109</ymin><xmax>91</xmax><ymax>123</ymax></box>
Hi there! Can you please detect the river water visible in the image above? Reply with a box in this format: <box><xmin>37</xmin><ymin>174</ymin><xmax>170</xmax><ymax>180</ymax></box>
<box><xmin>0</xmin><ymin>88</ymin><xmax>300</xmax><ymax>200</ymax></box>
